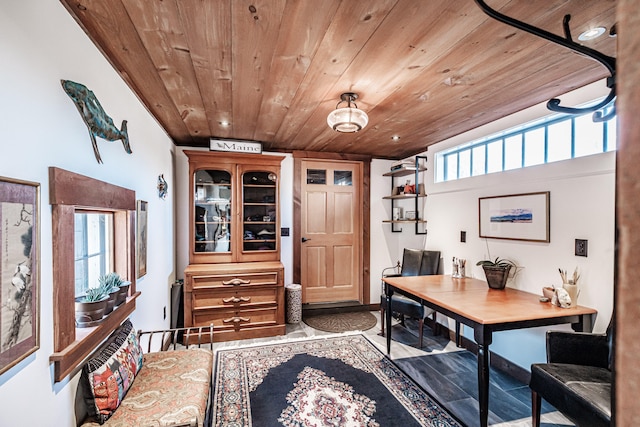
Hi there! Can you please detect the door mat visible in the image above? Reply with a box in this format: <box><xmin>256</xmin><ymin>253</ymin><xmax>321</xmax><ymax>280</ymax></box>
<box><xmin>302</xmin><ymin>311</ymin><xmax>377</xmax><ymax>333</ymax></box>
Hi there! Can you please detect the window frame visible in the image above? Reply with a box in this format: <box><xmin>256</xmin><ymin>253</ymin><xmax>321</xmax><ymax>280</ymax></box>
<box><xmin>436</xmin><ymin>111</ymin><xmax>617</xmax><ymax>182</ymax></box>
<box><xmin>48</xmin><ymin>167</ymin><xmax>137</xmax><ymax>382</ymax></box>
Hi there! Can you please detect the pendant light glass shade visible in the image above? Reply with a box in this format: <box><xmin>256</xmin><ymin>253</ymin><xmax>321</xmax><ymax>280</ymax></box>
<box><xmin>327</xmin><ymin>93</ymin><xmax>368</xmax><ymax>132</ymax></box>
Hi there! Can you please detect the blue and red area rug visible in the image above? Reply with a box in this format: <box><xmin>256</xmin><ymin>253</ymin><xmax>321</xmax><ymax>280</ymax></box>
<box><xmin>213</xmin><ymin>334</ymin><xmax>461</xmax><ymax>426</ymax></box>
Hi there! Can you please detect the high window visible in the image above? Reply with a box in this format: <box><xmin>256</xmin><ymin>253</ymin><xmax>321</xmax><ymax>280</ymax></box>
<box><xmin>435</xmin><ymin>107</ymin><xmax>617</xmax><ymax>183</ymax></box>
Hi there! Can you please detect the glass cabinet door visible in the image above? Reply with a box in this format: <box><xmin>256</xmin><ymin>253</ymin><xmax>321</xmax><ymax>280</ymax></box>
<box><xmin>194</xmin><ymin>169</ymin><xmax>232</xmax><ymax>254</ymax></box>
<box><xmin>242</xmin><ymin>171</ymin><xmax>277</xmax><ymax>253</ymax></box>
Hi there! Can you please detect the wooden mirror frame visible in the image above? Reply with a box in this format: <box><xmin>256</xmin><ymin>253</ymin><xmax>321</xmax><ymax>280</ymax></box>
<box><xmin>48</xmin><ymin>167</ymin><xmax>139</xmax><ymax>382</ymax></box>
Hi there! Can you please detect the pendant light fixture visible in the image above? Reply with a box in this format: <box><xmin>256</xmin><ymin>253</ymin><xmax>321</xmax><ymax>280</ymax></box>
<box><xmin>327</xmin><ymin>92</ymin><xmax>368</xmax><ymax>132</ymax></box>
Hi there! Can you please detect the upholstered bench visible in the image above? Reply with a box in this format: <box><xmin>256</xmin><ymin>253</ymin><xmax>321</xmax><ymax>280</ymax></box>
<box><xmin>78</xmin><ymin>319</ymin><xmax>213</xmax><ymax>427</ymax></box>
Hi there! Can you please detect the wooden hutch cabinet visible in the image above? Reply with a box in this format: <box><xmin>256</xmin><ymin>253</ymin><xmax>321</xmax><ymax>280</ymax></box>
<box><xmin>183</xmin><ymin>150</ymin><xmax>286</xmax><ymax>341</ymax></box>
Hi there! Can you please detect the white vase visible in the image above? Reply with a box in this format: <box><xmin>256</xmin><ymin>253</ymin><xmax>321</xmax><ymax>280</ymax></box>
<box><xmin>562</xmin><ymin>283</ymin><xmax>579</xmax><ymax>307</ymax></box>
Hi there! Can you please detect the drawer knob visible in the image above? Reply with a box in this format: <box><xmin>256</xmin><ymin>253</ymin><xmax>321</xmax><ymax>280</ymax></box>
<box><xmin>222</xmin><ymin>278</ymin><xmax>251</xmax><ymax>286</ymax></box>
<box><xmin>222</xmin><ymin>296</ymin><xmax>251</xmax><ymax>304</ymax></box>
<box><xmin>223</xmin><ymin>316</ymin><xmax>250</xmax><ymax>324</ymax></box>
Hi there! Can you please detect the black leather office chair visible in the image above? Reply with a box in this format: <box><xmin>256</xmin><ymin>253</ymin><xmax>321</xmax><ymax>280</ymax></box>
<box><xmin>380</xmin><ymin>249</ymin><xmax>441</xmax><ymax>348</ymax></box>
<box><xmin>529</xmin><ymin>319</ymin><xmax>613</xmax><ymax>427</ymax></box>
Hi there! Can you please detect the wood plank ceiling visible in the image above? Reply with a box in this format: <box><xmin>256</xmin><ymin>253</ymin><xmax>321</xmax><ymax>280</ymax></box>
<box><xmin>60</xmin><ymin>0</ymin><xmax>616</xmax><ymax>159</ymax></box>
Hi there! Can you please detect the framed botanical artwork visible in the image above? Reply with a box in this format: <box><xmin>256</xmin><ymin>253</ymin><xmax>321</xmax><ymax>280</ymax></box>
<box><xmin>479</xmin><ymin>191</ymin><xmax>550</xmax><ymax>243</ymax></box>
<box><xmin>136</xmin><ymin>200</ymin><xmax>148</xmax><ymax>279</ymax></box>
<box><xmin>0</xmin><ymin>177</ymin><xmax>40</xmax><ymax>375</ymax></box>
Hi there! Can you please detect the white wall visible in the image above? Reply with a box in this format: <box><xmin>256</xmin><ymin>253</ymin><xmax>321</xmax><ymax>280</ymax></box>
<box><xmin>0</xmin><ymin>2</ymin><xmax>175</xmax><ymax>426</ymax></box>
<box><xmin>420</xmin><ymin>81</ymin><xmax>615</xmax><ymax>369</ymax></box>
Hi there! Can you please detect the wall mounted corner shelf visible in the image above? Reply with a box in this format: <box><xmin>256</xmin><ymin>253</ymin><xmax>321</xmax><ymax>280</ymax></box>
<box><xmin>382</xmin><ymin>155</ymin><xmax>428</xmax><ymax>234</ymax></box>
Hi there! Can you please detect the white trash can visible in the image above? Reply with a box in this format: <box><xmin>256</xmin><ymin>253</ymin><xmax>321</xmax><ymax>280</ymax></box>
<box><xmin>285</xmin><ymin>284</ymin><xmax>302</xmax><ymax>323</ymax></box>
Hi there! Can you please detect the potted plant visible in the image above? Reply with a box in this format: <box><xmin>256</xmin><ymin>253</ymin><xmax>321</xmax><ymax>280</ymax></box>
<box><xmin>75</xmin><ymin>287</ymin><xmax>109</xmax><ymax>327</ymax></box>
<box><xmin>98</xmin><ymin>273</ymin><xmax>122</xmax><ymax>314</ymax></box>
<box><xmin>100</xmin><ymin>272</ymin><xmax>131</xmax><ymax>306</ymax></box>
<box><xmin>476</xmin><ymin>257</ymin><xmax>516</xmax><ymax>290</ymax></box>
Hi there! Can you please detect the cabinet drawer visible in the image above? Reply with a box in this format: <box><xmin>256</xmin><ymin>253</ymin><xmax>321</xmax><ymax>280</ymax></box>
<box><xmin>193</xmin><ymin>306</ymin><xmax>278</xmax><ymax>329</ymax></box>
<box><xmin>192</xmin><ymin>286</ymin><xmax>278</xmax><ymax>309</ymax></box>
<box><xmin>190</xmin><ymin>271</ymin><xmax>279</xmax><ymax>289</ymax></box>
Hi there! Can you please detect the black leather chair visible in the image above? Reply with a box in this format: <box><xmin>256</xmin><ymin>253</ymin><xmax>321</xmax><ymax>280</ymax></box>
<box><xmin>380</xmin><ymin>249</ymin><xmax>441</xmax><ymax>348</ymax></box>
<box><xmin>529</xmin><ymin>320</ymin><xmax>613</xmax><ymax>427</ymax></box>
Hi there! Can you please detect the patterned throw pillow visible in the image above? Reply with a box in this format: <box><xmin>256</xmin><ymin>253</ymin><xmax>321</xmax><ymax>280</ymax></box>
<box><xmin>80</xmin><ymin>319</ymin><xmax>144</xmax><ymax>424</ymax></box>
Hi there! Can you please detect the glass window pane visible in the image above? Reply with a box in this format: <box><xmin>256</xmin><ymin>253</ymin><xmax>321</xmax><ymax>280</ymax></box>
<box><xmin>504</xmin><ymin>135</ymin><xmax>522</xmax><ymax>170</ymax></box>
<box><xmin>487</xmin><ymin>140</ymin><xmax>503</xmax><ymax>173</ymax></box>
<box><xmin>574</xmin><ymin>114</ymin><xmax>603</xmax><ymax>157</ymax></box>
<box><xmin>75</xmin><ymin>260</ymin><xmax>86</xmax><ymax>296</ymax></box>
<box><xmin>74</xmin><ymin>212</ymin><xmax>113</xmax><ymax>297</ymax></box>
<box><xmin>87</xmin><ymin>255</ymin><xmax>102</xmax><ymax>289</ymax></box>
<box><xmin>435</xmin><ymin>154</ymin><xmax>445</xmax><ymax>182</ymax></box>
<box><xmin>74</xmin><ymin>214</ymin><xmax>85</xmax><ymax>259</ymax></box>
<box><xmin>606</xmin><ymin>119</ymin><xmax>617</xmax><ymax>152</ymax></box>
<box><xmin>472</xmin><ymin>145</ymin><xmax>486</xmax><ymax>176</ymax></box>
<box><xmin>524</xmin><ymin>127</ymin><xmax>545</xmax><ymax>167</ymax></box>
<box><xmin>334</xmin><ymin>170</ymin><xmax>352</xmax><ymax>186</ymax></box>
<box><xmin>459</xmin><ymin>149</ymin><xmax>471</xmax><ymax>179</ymax></box>
<box><xmin>445</xmin><ymin>154</ymin><xmax>458</xmax><ymax>181</ymax></box>
<box><xmin>306</xmin><ymin>169</ymin><xmax>326</xmax><ymax>184</ymax></box>
<box><xmin>547</xmin><ymin>120</ymin><xmax>572</xmax><ymax>162</ymax></box>
<box><xmin>86</xmin><ymin>214</ymin><xmax>103</xmax><ymax>255</ymax></box>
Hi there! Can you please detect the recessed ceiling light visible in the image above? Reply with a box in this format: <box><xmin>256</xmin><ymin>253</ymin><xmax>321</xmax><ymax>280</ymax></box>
<box><xmin>391</xmin><ymin>136</ymin><xmax>401</xmax><ymax>141</ymax></box>
<box><xmin>219</xmin><ymin>120</ymin><xmax>230</xmax><ymax>127</ymax></box>
<box><xmin>578</xmin><ymin>27</ymin><xmax>606</xmax><ymax>41</ymax></box>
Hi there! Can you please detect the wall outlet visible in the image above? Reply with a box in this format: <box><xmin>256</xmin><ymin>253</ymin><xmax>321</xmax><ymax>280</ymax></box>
<box><xmin>575</xmin><ymin>239</ymin><xmax>588</xmax><ymax>257</ymax></box>
<box><xmin>460</xmin><ymin>231</ymin><xmax>466</xmax><ymax>243</ymax></box>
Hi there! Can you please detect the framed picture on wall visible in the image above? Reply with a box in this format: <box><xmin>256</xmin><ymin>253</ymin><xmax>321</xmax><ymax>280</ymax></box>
<box><xmin>136</xmin><ymin>200</ymin><xmax>148</xmax><ymax>279</ymax></box>
<box><xmin>479</xmin><ymin>191</ymin><xmax>550</xmax><ymax>242</ymax></box>
<box><xmin>0</xmin><ymin>176</ymin><xmax>40</xmax><ymax>375</ymax></box>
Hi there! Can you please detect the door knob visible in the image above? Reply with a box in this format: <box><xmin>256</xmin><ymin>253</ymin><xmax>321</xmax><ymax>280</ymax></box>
<box><xmin>301</xmin><ymin>237</ymin><xmax>311</xmax><ymax>242</ymax></box>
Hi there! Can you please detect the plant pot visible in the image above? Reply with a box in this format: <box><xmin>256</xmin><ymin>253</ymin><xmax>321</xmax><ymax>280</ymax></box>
<box><xmin>116</xmin><ymin>281</ymin><xmax>131</xmax><ymax>306</ymax></box>
<box><xmin>75</xmin><ymin>296</ymin><xmax>109</xmax><ymax>327</ymax></box>
<box><xmin>104</xmin><ymin>287</ymin><xmax>120</xmax><ymax>315</ymax></box>
<box><xmin>482</xmin><ymin>265</ymin><xmax>512</xmax><ymax>290</ymax></box>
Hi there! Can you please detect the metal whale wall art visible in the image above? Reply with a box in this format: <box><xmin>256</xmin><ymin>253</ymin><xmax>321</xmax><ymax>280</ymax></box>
<box><xmin>61</xmin><ymin>79</ymin><xmax>132</xmax><ymax>163</ymax></box>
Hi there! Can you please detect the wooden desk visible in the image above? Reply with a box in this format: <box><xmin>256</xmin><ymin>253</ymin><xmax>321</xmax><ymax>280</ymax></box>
<box><xmin>383</xmin><ymin>275</ymin><xmax>597</xmax><ymax>427</ymax></box>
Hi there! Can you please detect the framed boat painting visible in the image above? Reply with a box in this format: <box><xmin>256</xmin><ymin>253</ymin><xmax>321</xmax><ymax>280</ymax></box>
<box><xmin>0</xmin><ymin>176</ymin><xmax>40</xmax><ymax>375</ymax></box>
<box><xmin>479</xmin><ymin>191</ymin><xmax>550</xmax><ymax>242</ymax></box>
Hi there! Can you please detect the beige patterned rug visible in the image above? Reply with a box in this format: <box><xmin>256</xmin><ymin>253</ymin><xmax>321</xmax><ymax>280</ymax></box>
<box><xmin>302</xmin><ymin>311</ymin><xmax>377</xmax><ymax>333</ymax></box>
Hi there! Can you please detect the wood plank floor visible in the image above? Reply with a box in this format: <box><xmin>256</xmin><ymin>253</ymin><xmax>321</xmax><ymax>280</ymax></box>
<box><xmin>209</xmin><ymin>311</ymin><xmax>574</xmax><ymax>427</ymax></box>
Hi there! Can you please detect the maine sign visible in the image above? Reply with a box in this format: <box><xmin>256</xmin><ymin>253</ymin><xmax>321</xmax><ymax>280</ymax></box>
<box><xmin>210</xmin><ymin>138</ymin><xmax>262</xmax><ymax>153</ymax></box>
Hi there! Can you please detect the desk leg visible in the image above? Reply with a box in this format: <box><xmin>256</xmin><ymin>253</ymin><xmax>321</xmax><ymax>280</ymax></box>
<box><xmin>385</xmin><ymin>285</ymin><xmax>393</xmax><ymax>355</ymax></box>
<box><xmin>474</xmin><ymin>327</ymin><xmax>493</xmax><ymax>427</ymax></box>
<box><xmin>572</xmin><ymin>313</ymin><xmax>595</xmax><ymax>332</ymax></box>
